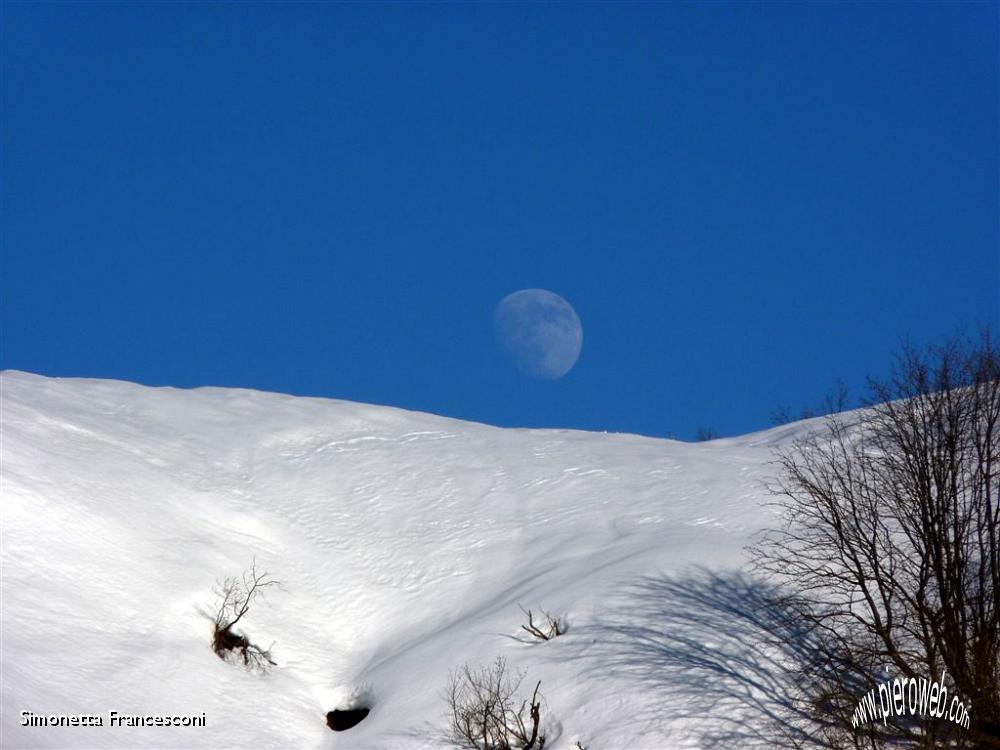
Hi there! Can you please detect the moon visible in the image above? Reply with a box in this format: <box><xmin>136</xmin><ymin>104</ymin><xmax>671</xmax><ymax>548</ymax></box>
<box><xmin>494</xmin><ymin>289</ymin><xmax>583</xmax><ymax>379</ymax></box>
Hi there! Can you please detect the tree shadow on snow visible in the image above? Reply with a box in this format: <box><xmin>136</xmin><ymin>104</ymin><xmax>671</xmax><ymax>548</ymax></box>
<box><xmin>586</xmin><ymin>568</ymin><xmax>863</xmax><ymax>749</ymax></box>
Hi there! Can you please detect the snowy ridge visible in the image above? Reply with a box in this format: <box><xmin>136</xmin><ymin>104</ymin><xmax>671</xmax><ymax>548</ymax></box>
<box><xmin>1</xmin><ymin>371</ymin><xmax>799</xmax><ymax>749</ymax></box>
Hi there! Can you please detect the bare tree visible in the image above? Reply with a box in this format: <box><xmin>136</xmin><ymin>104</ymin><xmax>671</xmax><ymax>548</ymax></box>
<box><xmin>446</xmin><ymin>656</ymin><xmax>545</xmax><ymax>750</ymax></box>
<box><xmin>211</xmin><ymin>559</ymin><xmax>280</xmax><ymax>671</ymax></box>
<box><xmin>752</xmin><ymin>331</ymin><xmax>1000</xmax><ymax>748</ymax></box>
<box><xmin>519</xmin><ymin>605</ymin><xmax>565</xmax><ymax>642</ymax></box>
<box><xmin>695</xmin><ymin>426</ymin><xmax>720</xmax><ymax>442</ymax></box>
<box><xmin>771</xmin><ymin>379</ymin><xmax>852</xmax><ymax>427</ymax></box>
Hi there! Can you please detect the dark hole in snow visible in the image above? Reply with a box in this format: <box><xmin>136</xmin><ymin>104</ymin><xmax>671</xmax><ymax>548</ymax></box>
<box><xmin>326</xmin><ymin>707</ymin><xmax>369</xmax><ymax>731</ymax></box>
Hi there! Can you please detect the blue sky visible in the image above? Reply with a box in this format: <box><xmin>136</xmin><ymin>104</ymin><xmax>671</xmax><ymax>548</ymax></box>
<box><xmin>3</xmin><ymin>2</ymin><xmax>997</xmax><ymax>440</ymax></box>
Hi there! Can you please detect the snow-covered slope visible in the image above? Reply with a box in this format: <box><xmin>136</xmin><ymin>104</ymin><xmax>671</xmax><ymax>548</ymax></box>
<box><xmin>1</xmin><ymin>371</ymin><xmax>804</xmax><ymax>749</ymax></box>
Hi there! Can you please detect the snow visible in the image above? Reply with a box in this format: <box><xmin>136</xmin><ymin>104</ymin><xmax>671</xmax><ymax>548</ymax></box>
<box><xmin>1</xmin><ymin>370</ymin><xmax>806</xmax><ymax>749</ymax></box>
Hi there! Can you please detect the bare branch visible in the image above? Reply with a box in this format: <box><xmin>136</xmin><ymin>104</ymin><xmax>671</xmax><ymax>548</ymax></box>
<box><xmin>519</xmin><ymin>604</ymin><xmax>566</xmax><ymax>642</ymax></box>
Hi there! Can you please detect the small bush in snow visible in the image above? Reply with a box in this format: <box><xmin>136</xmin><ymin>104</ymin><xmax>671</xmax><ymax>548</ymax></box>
<box><xmin>211</xmin><ymin>559</ymin><xmax>279</xmax><ymax>671</ymax></box>
<box><xmin>446</xmin><ymin>655</ymin><xmax>544</xmax><ymax>750</ymax></box>
<box><xmin>519</xmin><ymin>605</ymin><xmax>565</xmax><ymax>641</ymax></box>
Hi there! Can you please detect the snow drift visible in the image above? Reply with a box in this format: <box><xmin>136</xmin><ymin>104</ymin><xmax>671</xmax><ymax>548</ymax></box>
<box><xmin>1</xmin><ymin>371</ymin><xmax>804</xmax><ymax>749</ymax></box>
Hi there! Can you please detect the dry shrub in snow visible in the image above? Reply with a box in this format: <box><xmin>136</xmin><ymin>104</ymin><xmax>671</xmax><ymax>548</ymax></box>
<box><xmin>446</xmin><ymin>655</ymin><xmax>545</xmax><ymax>750</ymax></box>
<box><xmin>518</xmin><ymin>605</ymin><xmax>565</xmax><ymax>642</ymax></box>
<box><xmin>211</xmin><ymin>559</ymin><xmax>279</xmax><ymax>671</ymax></box>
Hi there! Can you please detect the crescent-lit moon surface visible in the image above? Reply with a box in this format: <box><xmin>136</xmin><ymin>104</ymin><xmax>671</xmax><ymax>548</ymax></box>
<box><xmin>494</xmin><ymin>289</ymin><xmax>583</xmax><ymax>379</ymax></box>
